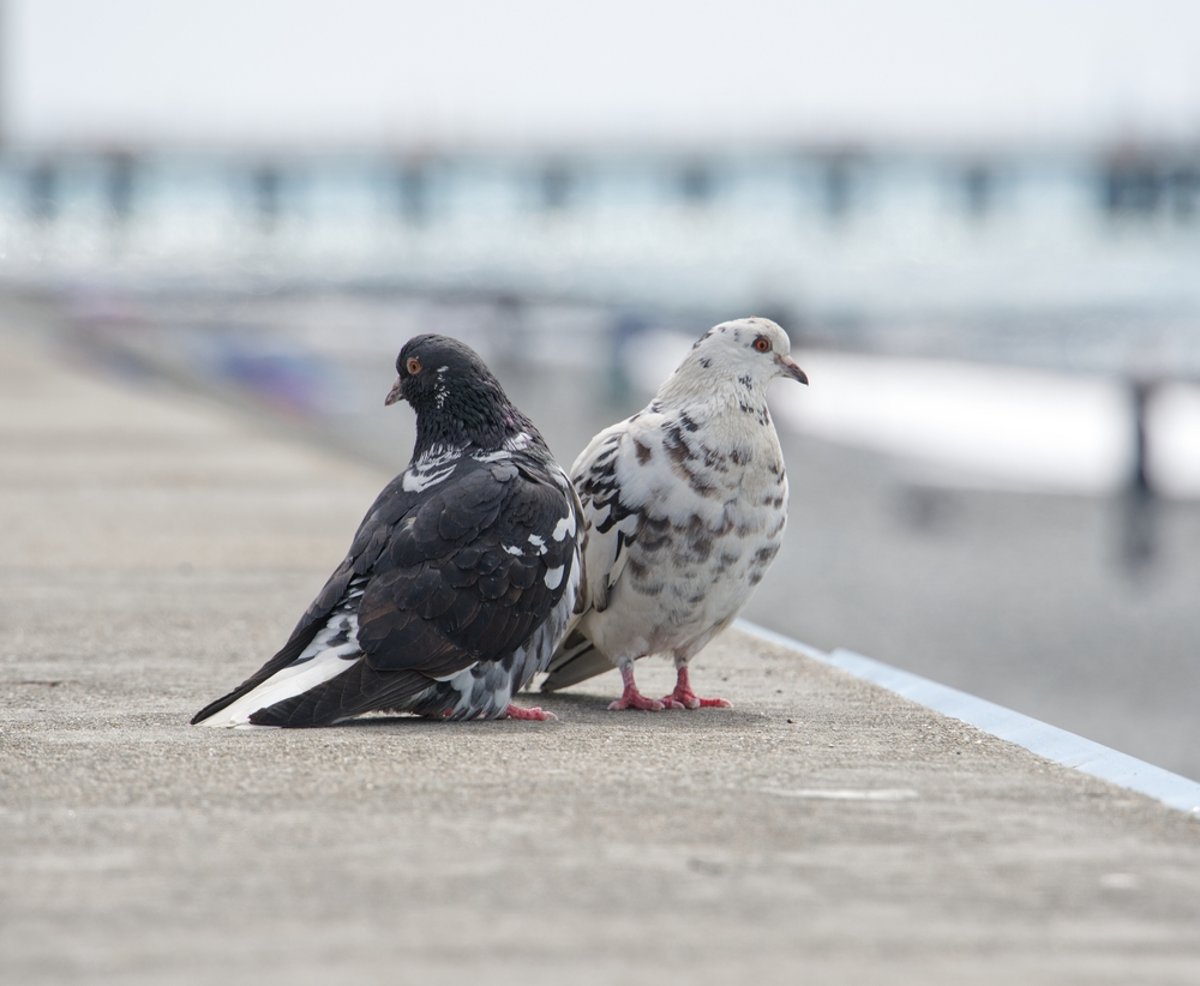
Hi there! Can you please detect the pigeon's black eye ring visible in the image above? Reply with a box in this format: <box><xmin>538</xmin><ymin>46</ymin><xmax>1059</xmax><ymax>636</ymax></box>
<box><xmin>406</xmin><ymin>357</ymin><xmax>422</xmax><ymax>375</ymax></box>
<box><xmin>753</xmin><ymin>336</ymin><xmax>771</xmax><ymax>353</ymax></box>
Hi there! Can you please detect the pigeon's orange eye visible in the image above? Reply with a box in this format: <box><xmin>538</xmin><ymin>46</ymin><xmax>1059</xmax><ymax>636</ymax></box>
<box><xmin>753</xmin><ymin>336</ymin><xmax>771</xmax><ymax>353</ymax></box>
<box><xmin>406</xmin><ymin>357</ymin><xmax>422</xmax><ymax>375</ymax></box>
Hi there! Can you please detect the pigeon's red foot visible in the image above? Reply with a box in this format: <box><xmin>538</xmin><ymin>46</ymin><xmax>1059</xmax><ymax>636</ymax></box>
<box><xmin>665</xmin><ymin>667</ymin><xmax>732</xmax><ymax>710</ymax></box>
<box><xmin>607</xmin><ymin>690</ymin><xmax>666</xmax><ymax>712</ymax></box>
<box><xmin>504</xmin><ymin>703</ymin><xmax>558</xmax><ymax>721</ymax></box>
<box><xmin>607</xmin><ymin>664</ymin><xmax>666</xmax><ymax>711</ymax></box>
<box><xmin>663</xmin><ymin>687</ymin><xmax>732</xmax><ymax>710</ymax></box>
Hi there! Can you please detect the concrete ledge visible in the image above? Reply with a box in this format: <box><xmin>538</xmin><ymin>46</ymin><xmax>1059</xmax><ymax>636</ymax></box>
<box><xmin>739</xmin><ymin>621</ymin><xmax>1200</xmax><ymax>816</ymax></box>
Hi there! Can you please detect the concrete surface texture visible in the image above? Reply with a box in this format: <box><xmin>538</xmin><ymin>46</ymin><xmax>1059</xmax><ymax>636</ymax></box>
<box><xmin>2</xmin><ymin>314</ymin><xmax>1199</xmax><ymax>985</ymax></box>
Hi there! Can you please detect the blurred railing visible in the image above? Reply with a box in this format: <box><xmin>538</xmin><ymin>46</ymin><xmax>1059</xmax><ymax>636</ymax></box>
<box><xmin>3</xmin><ymin>143</ymin><xmax>1198</xmax><ymax>355</ymax></box>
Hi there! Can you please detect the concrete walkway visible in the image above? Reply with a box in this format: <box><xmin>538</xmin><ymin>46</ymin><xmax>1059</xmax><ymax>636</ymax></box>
<box><xmin>2</xmin><ymin>311</ymin><xmax>1198</xmax><ymax>985</ymax></box>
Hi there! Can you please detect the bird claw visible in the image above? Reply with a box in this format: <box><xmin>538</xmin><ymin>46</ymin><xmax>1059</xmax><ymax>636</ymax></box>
<box><xmin>606</xmin><ymin>664</ymin><xmax>668</xmax><ymax>710</ymax></box>
<box><xmin>663</xmin><ymin>689</ymin><xmax>732</xmax><ymax>710</ymax></box>
<box><xmin>607</xmin><ymin>691</ymin><xmax>666</xmax><ymax>712</ymax></box>
<box><xmin>504</xmin><ymin>703</ymin><xmax>558</xmax><ymax>721</ymax></box>
<box><xmin>665</xmin><ymin>666</ymin><xmax>731</xmax><ymax>710</ymax></box>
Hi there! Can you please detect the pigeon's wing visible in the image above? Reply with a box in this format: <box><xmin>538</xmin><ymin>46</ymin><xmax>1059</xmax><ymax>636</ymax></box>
<box><xmin>541</xmin><ymin>415</ymin><xmax>663</xmax><ymax>690</ymax></box>
<box><xmin>358</xmin><ymin>458</ymin><xmax>578</xmax><ymax>672</ymax></box>
<box><xmin>245</xmin><ymin>457</ymin><xmax>582</xmax><ymax>725</ymax></box>
<box><xmin>573</xmin><ymin>421</ymin><xmax>650</xmax><ymax>614</ymax></box>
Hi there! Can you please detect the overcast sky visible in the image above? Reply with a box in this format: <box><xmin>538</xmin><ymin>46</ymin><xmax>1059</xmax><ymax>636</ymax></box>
<box><xmin>6</xmin><ymin>0</ymin><xmax>1200</xmax><ymax>148</ymax></box>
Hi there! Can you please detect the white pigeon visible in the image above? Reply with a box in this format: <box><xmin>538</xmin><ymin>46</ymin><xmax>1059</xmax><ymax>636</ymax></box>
<box><xmin>540</xmin><ymin>317</ymin><xmax>807</xmax><ymax>710</ymax></box>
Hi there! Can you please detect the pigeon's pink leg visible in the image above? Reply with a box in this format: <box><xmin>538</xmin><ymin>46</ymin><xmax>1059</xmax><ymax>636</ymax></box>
<box><xmin>663</xmin><ymin>665</ymin><xmax>732</xmax><ymax>710</ymax></box>
<box><xmin>503</xmin><ymin>703</ymin><xmax>558</xmax><ymax>721</ymax></box>
<box><xmin>608</xmin><ymin>663</ymin><xmax>666</xmax><ymax>712</ymax></box>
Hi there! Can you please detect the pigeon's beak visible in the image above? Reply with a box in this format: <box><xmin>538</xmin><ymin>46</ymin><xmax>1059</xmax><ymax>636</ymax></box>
<box><xmin>384</xmin><ymin>377</ymin><xmax>405</xmax><ymax>406</ymax></box>
<box><xmin>777</xmin><ymin>354</ymin><xmax>809</xmax><ymax>385</ymax></box>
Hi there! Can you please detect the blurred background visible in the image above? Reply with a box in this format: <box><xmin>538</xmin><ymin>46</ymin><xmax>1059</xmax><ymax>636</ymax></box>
<box><xmin>2</xmin><ymin>0</ymin><xmax>1197</xmax><ymax>775</ymax></box>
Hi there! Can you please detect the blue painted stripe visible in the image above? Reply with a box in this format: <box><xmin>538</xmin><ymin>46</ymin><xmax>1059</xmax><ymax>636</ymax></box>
<box><xmin>736</xmin><ymin>619</ymin><xmax>1200</xmax><ymax>817</ymax></box>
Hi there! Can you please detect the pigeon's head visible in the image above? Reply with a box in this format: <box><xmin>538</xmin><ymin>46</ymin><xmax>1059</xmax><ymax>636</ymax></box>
<box><xmin>386</xmin><ymin>334</ymin><xmax>485</xmax><ymax>411</ymax></box>
<box><xmin>678</xmin><ymin>317</ymin><xmax>808</xmax><ymax>391</ymax></box>
<box><xmin>385</xmin><ymin>334</ymin><xmax>537</xmax><ymax>453</ymax></box>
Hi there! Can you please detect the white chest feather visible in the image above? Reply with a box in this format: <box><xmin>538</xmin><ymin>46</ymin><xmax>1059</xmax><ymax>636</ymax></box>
<box><xmin>579</xmin><ymin>400</ymin><xmax>789</xmax><ymax>660</ymax></box>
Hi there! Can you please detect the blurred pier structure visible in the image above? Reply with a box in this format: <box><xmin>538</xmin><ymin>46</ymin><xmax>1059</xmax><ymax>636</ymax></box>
<box><xmin>26</xmin><ymin>157</ymin><xmax>59</xmax><ymax>222</ymax></box>
<box><xmin>817</xmin><ymin>149</ymin><xmax>860</xmax><ymax>223</ymax></box>
<box><xmin>3</xmin><ymin>140</ymin><xmax>1198</xmax><ymax>308</ymax></box>
<box><xmin>1120</xmin><ymin>376</ymin><xmax>1162</xmax><ymax>574</ymax></box>
<box><xmin>249</xmin><ymin>160</ymin><xmax>284</xmax><ymax>232</ymax></box>
<box><xmin>104</xmin><ymin>150</ymin><xmax>138</xmax><ymax>226</ymax></box>
<box><xmin>2</xmin><ymin>138</ymin><xmax>1200</xmax><ymax>511</ymax></box>
<box><xmin>1100</xmin><ymin>143</ymin><xmax>1200</xmax><ymax>222</ymax></box>
<box><xmin>4</xmin><ymin>139</ymin><xmax>1199</xmax><ymax>250</ymax></box>
<box><xmin>391</xmin><ymin>154</ymin><xmax>434</xmax><ymax>226</ymax></box>
<box><xmin>958</xmin><ymin>159</ymin><xmax>997</xmax><ymax>221</ymax></box>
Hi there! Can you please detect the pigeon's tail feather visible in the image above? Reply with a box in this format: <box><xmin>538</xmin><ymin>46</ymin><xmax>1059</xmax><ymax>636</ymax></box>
<box><xmin>192</xmin><ymin>646</ymin><xmax>363</xmax><ymax>728</ymax></box>
<box><xmin>540</xmin><ymin>631</ymin><xmax>614</xmax><ymax>692</ymax></box>
<box><xmin>247</xmin><ymin>662</ymin><xmax>435</xmax><ymax>728</ymax></box>
<box><xmin>192</xmin><ymin>613</ymin><xmax>363</xmax><ymax>728</ymax></box>
<box><xmin>190</xmin><ymin>633</ymin><xmax>322</xmax><ymax>726</ymax></box>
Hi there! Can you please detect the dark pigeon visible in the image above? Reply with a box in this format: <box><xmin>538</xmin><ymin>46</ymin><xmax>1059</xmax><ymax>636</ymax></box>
<box><xmin>193</xmin><ymin>334</ymin><xmax>584</xmax><ymax>728</ymax></box>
